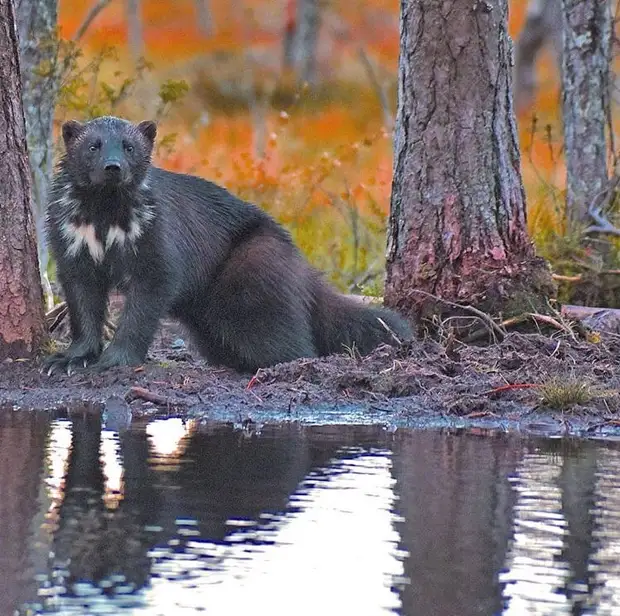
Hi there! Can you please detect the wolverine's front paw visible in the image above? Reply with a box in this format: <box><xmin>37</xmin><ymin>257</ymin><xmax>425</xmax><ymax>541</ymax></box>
<box><xmin>41</xmin><ymin>348</ymin><xmax>100</xmax><ymax>376</ymax></box>
<box><xmin>91</xmin><ymin>346</ymin><xmax>145</xmax><ymax>372</ymax></box>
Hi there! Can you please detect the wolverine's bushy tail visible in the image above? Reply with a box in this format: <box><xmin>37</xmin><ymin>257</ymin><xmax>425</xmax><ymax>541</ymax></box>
<box><xmin>311</xmin><ymin>279</ymin><xmax>414</xmax><ymax>357</ymax></box>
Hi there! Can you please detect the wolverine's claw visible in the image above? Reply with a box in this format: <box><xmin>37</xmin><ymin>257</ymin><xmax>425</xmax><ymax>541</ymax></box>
<box><xmin>41</xmin><ymin>349</ymin><xmax>100</xmax><ymax>377</ymax></box>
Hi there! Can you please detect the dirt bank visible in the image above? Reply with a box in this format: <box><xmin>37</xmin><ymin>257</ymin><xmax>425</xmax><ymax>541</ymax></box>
<box><xmin>2</xmin><ymin>310</ymin><xmax>620</xmax><ymax>438</ymax></box>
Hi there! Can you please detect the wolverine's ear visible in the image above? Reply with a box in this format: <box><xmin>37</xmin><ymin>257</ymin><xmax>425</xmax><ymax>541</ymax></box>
<box><xmin>137</xmin><ymin>120</ymin><xmax>157</xmax><ymax>145</ymax></box>
<box><xmin>62</xmin><ymin>120</ymin><xmax>85</xmax><ymax>148</ymax></box>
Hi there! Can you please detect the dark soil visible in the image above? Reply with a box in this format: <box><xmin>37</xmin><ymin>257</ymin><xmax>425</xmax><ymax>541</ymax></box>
<box><xmin>3</xmin><ymin>298</ymin><xmax>620</xmax><ymax>438</ymax></box>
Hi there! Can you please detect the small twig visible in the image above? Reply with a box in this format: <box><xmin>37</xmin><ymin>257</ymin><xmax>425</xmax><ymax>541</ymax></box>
<box><xmin>73</xmin><ymin>0</ymin><xmax>113</xmax><ymax>41</ymax></box>
<box><xmin>376</xmin><ymin>317</ymin><xmax>402</xmax><ymax>345</ymax></box>
<box><xmin>412</xmin><ymin>289</ymin><xmax>506</xmax><ymax>343</ymax></box>
<box><xmin>552</xmin><ymin>273</ymin><xmax>582</xmax><ymax>282</ymax></box>
<box><xmin>528</xmin><ymin>312</ymin><xmax>577</xmax><ymax>340</ymax></box>
<box><xmin>45</xmin><ymin>302</ymin><xmax>67</xmax><ymax>321</ymax></box>
<box><xmin>584</xmin><ymin>175</ymin><xmax>620</xmax><ymax>236</ymax></box>
<box><xmin>46</xmin><ymin>302</ymin><xmax>69</xmax><ymax>333</ymax></box>
<box><xmin>103</xmin><ymin>324</ymin><xmax>115</xmax><ymax>341</ymax></box>
<box><xmin>45</xmin><ymin>301</ymin><xmax>117</xmax><ymax>336</ymax></box>
<box><xmin>463</xmin><ymin>313</ymin><xmax>529</xmax><ymax>343</ymax></box>
<box><xmin>483</xmin><ymin>383</ymin><xmax>539</xmax><ymax>396</ymax></box>
<box><xmin>357</xmin><ymin>46</ymin><xmax>394</xmax><ymax>131</ymax></box>
<box><xmin>246</xmin><ymin>370</ymin><xmax>263</xmax><ymax>390</ymax></box>
<box><xmin>349</xmin><ymin>267</ymin><xmax>381</xmax><ymax>292</ymax></box>
<box><xmin>463</xmin><ymin>410</ymin><xmax>498</xmax><ymax>419</ymax></box>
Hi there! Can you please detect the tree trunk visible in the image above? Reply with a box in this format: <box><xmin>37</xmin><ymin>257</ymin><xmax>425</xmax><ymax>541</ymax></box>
<box><xmin>384</xmin><ymin>0</ymin><xmax>554</xmax><ymax>321</ymax></box>
<box><xmin>195</xmin><ymin>0</ymin><xmax>213</xmax><ymax>36</ymax></box>
<box><xmin>561</xmin><ymin>0</ymin><xmax>611</xmax><ymax>223</ymax></box>
<box><xmin>514</xmin><ymin>0</ymin><xmax>562</xmax><ymax>113</ymax></box>
<box><xmin>126</xmin><ymin>0</ymin><xmax>143</xmax><ymax>63</ymax></box>
<box><xmin>292</xmin><ymin>0</ymin><xmax>321</xmax><ymax>85</ymax></box>
<box><xmin>15</xmin><ymin>0</ymin><xmax>58</xmax><ymax>310</ymax></box>
<box><xmin>0</xmin><ymin>0</ymin><xmax>47</xmax><ymax>360</ymax></box>
<box><xmin>282</xmin><ymin>0</ymin><xmax>296</xmax><ymax>70</ymax></box>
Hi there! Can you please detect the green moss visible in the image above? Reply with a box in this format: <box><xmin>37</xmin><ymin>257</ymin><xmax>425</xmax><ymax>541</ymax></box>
<box><xmin>539</xmin><ymin>377</ymin><xmax>593</xmax><ymax>410</ymax></box>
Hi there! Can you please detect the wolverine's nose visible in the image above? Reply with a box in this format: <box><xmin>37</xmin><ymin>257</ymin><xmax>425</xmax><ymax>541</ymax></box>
<box><xmin>104</xmin><ymin>161</ymin><xmax>122</xmax><ymax>172</ymax></box>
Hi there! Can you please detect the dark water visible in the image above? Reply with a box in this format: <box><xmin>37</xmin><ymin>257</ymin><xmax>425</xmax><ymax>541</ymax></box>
<box><xmin>2</xmin><ymin>412</ymin><xmax>620</xmax><ymax>615</ymax></box>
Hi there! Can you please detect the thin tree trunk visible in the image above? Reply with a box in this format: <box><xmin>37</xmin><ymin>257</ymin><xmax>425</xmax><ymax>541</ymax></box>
<box><xmin>126</xmin><ymin>0</ymin><xmax>143</xmax><ymax>63</ymax></box>
<box><xmin>195</xmin><ymin>0</ymin><xmax>213</xmax><ymax>36</ymax></box>
<box><xmin>282</xmin><ymin>0</ymin><xmax>296</xmax><ymax>70</ymax></box>
<box><xmin>514</xmin><ymin>0</ymin><xmax>562</xmax><ymax>112</ymax></box>
<box><xmin>0</xmin><ymin>0</ymin><xmax>47</xmax><ymax>359</ymax></box>
<box><xmin>561</xmin><ymin>0</ymin><xmax>612</xmax><ymax>223</ymax></box>
<box><xmin>384</xmin><ymin>0</ymin><xmax>554</xmax><ymax>320</ymax></box>
<box><xmin>15</xmin><ymin>0</ymin><xmax>58</xmax><ymax>310</ymax></box>
<box><xmin>293</xmin><ymin>0</ymin><xmax>321</xmax><ymax>85</ymax></box>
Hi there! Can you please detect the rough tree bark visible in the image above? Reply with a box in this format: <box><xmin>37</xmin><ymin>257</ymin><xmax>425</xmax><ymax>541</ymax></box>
<box><xmin>384</xmin><ymin>0</ymin><xmax>554</xmax><ymax>321</ymax></box>
<box><xmin>561</xmin><ymin>0</ymin><xmax>611</xmax><ymax>223</ymax></box>
<box><xmin>292</xmin><ymin>0</ymin><xmax>322</xmax><ymax>85</ymax></box>
<box><xmin>0</xmin><ymin>0</ymin><xmax>47</xmax><ymax>359</ymax></box>
<box><xmin>514</xmin><ymin>0</ymin><xmax>562</xmax><ymax>112</ymax></box>
<box><xmin>15</xmin><ymin>0</ymin><xmax>58</xmax><ymax>309</ymax></box>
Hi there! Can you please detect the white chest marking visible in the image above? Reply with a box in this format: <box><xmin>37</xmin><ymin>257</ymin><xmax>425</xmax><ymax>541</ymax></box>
<box><xmin>63</xmin><ymin>222</ymin><xmax>142</xmax><ymax>263</ymax></box>
<box><xmin>105</xmin><ymin>225</ymin><xmax>127</xmax><ymax>249</ymax></box>
<box><xmin>64</xmin><ymin>223</ymin><xmax>105</xmax><ymax>263</ymax></box>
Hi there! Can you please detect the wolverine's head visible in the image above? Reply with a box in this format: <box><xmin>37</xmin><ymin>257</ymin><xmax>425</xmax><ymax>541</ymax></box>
<box><xmin>61</xmin><ymin>116</ymin><xmax>157</xmax><ymax>189</ymax></box>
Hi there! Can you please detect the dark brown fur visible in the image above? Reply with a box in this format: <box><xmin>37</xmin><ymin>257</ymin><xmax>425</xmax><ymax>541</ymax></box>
<box><xmin>42</xmin><ymin>116</ymin><xmax>413</xmax><ymax>375</ymax></box>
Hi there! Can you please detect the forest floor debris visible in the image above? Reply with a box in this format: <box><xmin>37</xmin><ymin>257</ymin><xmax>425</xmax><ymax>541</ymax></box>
<box><xmin>2</xmin><ymin>310</ymin><xmax>620</xmax><ymax>438</ymax></box>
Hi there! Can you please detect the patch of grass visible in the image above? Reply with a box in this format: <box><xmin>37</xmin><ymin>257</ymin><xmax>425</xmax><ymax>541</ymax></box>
<box><xmin>342</xmin><ymin>341</ymin><xmax>362</xmax><ymax>361</ymax></box>
<box><xmin>39</xmin><ymin>338</ymin><xmax>59</xmax><ymax>355</ymax></box>
<box><xmin>539</xmin><ymin>377</ymin><xmax>594</xmax><ymax>410</ymax></box>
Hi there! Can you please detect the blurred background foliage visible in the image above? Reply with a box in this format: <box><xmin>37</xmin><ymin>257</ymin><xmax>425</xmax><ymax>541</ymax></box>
<box><xmin>52</xmin><ymin>0</ymin><xmax>620</xmax><ymax>304</ymax></box>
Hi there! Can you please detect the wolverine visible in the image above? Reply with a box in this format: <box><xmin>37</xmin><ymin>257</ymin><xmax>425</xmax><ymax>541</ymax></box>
<box><xmin>42</xmin><ymin>116</ymin><xmax>412</xmax><ymax>375</ymax></box>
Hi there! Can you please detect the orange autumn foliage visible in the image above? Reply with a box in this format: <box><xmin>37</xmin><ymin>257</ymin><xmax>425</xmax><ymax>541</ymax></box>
<box><xmin>55</xmin><ymin>0</ymin><xmax>618</xmax><ymax>295</ymax></box>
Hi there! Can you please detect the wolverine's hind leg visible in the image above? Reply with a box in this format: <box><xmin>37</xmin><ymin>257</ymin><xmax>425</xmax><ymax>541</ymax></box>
<box><xmin>187</xmin><ymin>232</ymin><xmax>317</xmax><ymax>372</ymax></box>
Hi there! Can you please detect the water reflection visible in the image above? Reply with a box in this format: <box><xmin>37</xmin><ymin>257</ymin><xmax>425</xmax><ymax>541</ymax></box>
<box><xmin>1</xmin><ymin>412</ymin><xmax>620</xmax><ymax>615</ymax></box>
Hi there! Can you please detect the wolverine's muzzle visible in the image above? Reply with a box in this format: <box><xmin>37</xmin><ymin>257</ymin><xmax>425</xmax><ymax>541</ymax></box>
<box><xmin>90</xmin><ymin>156</ymin><xmax>129</xmax><ymax>187</ymax></box>
<box><xmin>103</xmin><ymin>158</ymin><xmax>123</xmax><ymax>182</ymax></box>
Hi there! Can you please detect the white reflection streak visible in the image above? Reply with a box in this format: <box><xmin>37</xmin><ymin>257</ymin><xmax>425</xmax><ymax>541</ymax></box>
<box><xmin>101</xmin><ymin>431</ymin><xmax>124</xmax><ymax>508</ymax></box>
<box><xmin>500</xmin><ymin>453</ymin><xmax>571</xmax><ymax>615</ymax></box>
<box><xmin>44</xmin><ymin>419</ymin><xmax>73</xmax><ymax>522</ymax></box>
<box><xmin>589</xmin><ymin>447</ymin><xmax>620</xmax><ymax>612</ymax></box>
<box><xmin>144</xmin><ymin>453</ymin><xmax>404</xmax><ymax>616</ymax></box>
<box><xmin>146</xmin><ymin>418</ymin><xmax>193</xmax><ymax>458</ymax></box>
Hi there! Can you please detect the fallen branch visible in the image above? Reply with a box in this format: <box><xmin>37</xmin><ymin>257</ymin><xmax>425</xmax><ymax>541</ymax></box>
<box><xmin>126</xmin><ymin>386</ymin><xmax>171</xmax><ymax>406</ymax></box>
<box><xmin>561</xmin><ymin>304</ymin><xmax>620</xmax><ymax>320</ymax></box>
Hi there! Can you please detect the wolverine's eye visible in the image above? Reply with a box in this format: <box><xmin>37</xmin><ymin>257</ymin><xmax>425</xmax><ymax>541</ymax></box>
<box><xmin>124</xmin><ymin>143</ymin><xmax>134</xmax><ymax>153</ymax></box>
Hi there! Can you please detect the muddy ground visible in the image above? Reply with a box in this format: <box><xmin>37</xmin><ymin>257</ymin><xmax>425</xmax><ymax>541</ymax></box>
<box><xmin>2</xmin><ymin>299</ymin><xmax>620</xmax><ymax>438</ymax></box>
